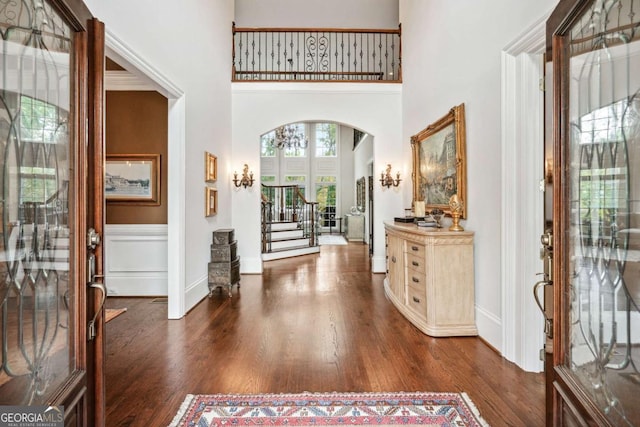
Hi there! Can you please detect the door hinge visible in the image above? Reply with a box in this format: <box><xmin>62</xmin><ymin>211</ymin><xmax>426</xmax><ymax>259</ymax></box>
<box><xmin>539</xmin><ymin>77</ymin><xmax>545</xmax><ymax>92</ymax></box>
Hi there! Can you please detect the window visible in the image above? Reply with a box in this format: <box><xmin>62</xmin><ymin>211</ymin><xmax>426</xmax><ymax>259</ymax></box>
<box><xmin>315</xmin><ymin>123</ymin><xmax>337</xmax><ymax>157</ymax></box>
<box><xmin>20</xmin><ymin>95</ymin><xmax>61</xmax><ymax>143</ymax></box>
<box><xmin>20</xmin><ymin>166</ymin><xmax>57</xmax><ymax>204</ymax></box>
<box><xmin>260</xmin><ymin>122</ymin><xmax>341</xmax><ymax>216</ymax></box>
<box><xmin>261</xmin><ymin>133</ymin><xmax>277</xmax><ymax>157</ymax></box>
<box><xmin>316</xmin><ymin>176</ymin><xmax>337</xmax><ymax>226</ymax></box>
<box><xmin>19</xmin><ymin>96</ymin><xmax>63</xmax><ymax>205</ymax></box>
<box><xmin>577</xmin><ymin>99</ymin><xmax>629</xmax><ymax>235</ymax></box>
<box><xmin>284</xmin><ymin>123</ymin><xmax>307</xmax><ymax>158</ymax></box>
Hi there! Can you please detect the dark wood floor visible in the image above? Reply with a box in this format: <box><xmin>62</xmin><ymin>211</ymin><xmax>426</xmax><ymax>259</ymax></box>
<box><xmin>105</xmin><ymin>243</ymin><xmax>545</xmax><ymax>426</ymax></box>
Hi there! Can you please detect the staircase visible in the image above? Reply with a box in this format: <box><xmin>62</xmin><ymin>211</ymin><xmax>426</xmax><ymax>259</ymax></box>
<box><xmin>261</xmin><ymin>185</ymin><xmax>320</xmax><ymax>261</ymax></box>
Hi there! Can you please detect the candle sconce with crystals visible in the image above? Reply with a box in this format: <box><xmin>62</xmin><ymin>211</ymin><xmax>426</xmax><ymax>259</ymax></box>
<box><xmin>233</xmin><ymin>164</ymin><xmax>255</xmax><ymax>188</ymax></box>
<box><xmin>380</xmin><ymin>164</ymin><xmax>401</xmax><ymax>188</ymax></box>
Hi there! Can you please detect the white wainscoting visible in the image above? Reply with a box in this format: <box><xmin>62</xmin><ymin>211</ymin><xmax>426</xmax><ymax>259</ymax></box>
<box><xmin>105</xmin><ymin>224</ymin><xmax>168</xmax><ymax>296</ymax></box>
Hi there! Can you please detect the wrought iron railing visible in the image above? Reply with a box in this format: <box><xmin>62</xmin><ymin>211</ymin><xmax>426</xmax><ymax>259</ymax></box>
<box><xmin>233</xmin><ymin>24</ymin><xmax>401</xmax><ymax>82</ymax></box>
<box><xmin>261</xmin><ymin>184</ymin><xmax>318</xmax><ymax>253</ymax></box>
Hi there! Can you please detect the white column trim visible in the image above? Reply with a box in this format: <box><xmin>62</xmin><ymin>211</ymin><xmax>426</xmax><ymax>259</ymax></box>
<box><xmin>501</xmin><ymin>10</ymin><xmax>551</xmax><ymax>372</ymax></box>
<box><xmin>105</xmin><ymin>30</ymin><xmax>187</xmax><ymax>319</ymax></box>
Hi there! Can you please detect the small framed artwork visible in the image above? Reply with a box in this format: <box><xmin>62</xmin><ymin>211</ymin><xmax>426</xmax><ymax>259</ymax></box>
<box><xmin>105</xmin><ymin>154</ymin><xmax>160</xmax><ymax>205</ymax></box>
<box><xmin>411</xmin><ymin>103</ymin><xmax>467</xmax><ymax>218</ymax></box>
<box><xmin>205</xmin><ymin>152</ymin><xmax>217</xmax><ymax>182</ymax></box>
<box><xmin>205</xmin><ymin>187</ymin><xmax>218</xmax><ymax>217</ymax></box>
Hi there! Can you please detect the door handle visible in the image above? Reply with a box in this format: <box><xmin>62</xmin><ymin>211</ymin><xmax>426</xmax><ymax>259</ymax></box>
<box><xmin>533</xmin><ymin>279</ymin><xmax>553</xmax><ymax>338</ymax></box>
<box><xmin>87</xmin><ymin>252</ymin><xmax>106</xmax><ymax>340</ymax></box>
<box><xmin>88</xmin><ymin>281</ymin><xmax>106</xmax><ymax>340</ymax></box>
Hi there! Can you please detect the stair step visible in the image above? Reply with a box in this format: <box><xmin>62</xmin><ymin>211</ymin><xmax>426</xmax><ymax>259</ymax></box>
<box><xmin>262</xmin><ymin>245</ymin><xmax>320</xmax><ymax>261</ymax></box>
<box><xmin>268</xmin><ymin>222</ymin><xmax>300</xmax><ymax>231</ymax></box>
<box><xmin>270</xmin><ymin>237</ymin><xmax>311</xmax><ymax>250</ymax></box>
<box><xmin>268</xmin><ymin>229</ymin><xmax>304</xmax><ymax>239</ymax></box>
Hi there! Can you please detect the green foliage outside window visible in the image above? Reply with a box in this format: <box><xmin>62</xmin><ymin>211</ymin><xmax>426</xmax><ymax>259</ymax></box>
<box><xmin>315</xmin><ymin>123</ymin><xmax>337</xmax><ymax>157</ymax></box>
<box><xmin>20</xmin><ymin>95</ymin><xmax>60</xmax><ymax>143</ymax></box>
<box><xmin>20</xmin><ymin>167</ymin><xmax>57</xmax><ymax>203</ymax></box>
<box><xmin>316</xmin><ymin>176</ymin><xmax>336</xmax><ymax>212</ymax></box>
<box><xmin>19</xmin><ymin>96</ymin><xmax>61</xmax><ymax>204</ymax></box>
<box><xmin>261</xmin><ymin>133</ymin><xmax>277</xmax><ymax>157</ymax></box>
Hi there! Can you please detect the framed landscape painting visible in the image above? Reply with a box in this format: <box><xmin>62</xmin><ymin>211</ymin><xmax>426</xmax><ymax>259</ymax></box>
<box><xmin>411</xmin><ymin>104</ymin><xmax>467</xmax><ymax>218</ymax></box>
<box><xmin>105</xmin><ymin>154</ymin><xmax>160</xmax><ymax>205</ymax></box>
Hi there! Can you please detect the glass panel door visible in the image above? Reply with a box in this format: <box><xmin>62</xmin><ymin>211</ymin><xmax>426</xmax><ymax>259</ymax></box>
<box><xmin>563</xmin><ymin>0</ymin><xmax>640</xmax><ymax>424</ymax></box>
<box><xmin>1</xmin><ymin>1</ymin><xmax>74</xmax><ymax>405</ymax></box>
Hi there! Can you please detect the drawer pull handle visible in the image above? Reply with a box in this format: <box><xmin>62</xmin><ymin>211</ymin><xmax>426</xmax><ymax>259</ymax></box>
<box><xmin>413</xmin><ymin>296</ymin><xmax>421</xmax><ymax>303</ymax></box>
<box><xmin>412</xmin><ymin>277</ymin><xmax>420</xmax><ymax>283</ymax></box>
<box><xmin>411</xmin><ymin>246</ymin><xmax>419</xmax><ymax>251</ymax></box>
<box><xmin>391</xmin><ymin>256</ymin><xmax>397</xmax><ymax>263</ymax></box>
<box><xmin>412</xmin><ymin>261</ymin><xmax>419</xmax><ymax>266</ymax></box>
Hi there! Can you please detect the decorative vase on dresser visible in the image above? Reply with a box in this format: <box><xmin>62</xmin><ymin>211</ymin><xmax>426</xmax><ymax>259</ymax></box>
<box><xmin>208</xmin><ymin>228</ymin><xmax>240</xmax><ymax>297</ymax></box>
<box><xmin>384</xmin><ymin>221</ymin><xmax>477</xmax><ymax>337</ymax></box>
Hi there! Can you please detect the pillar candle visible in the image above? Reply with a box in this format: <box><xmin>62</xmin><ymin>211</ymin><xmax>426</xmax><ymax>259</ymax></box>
<box><xmin>414</xmin><ymin>201</ymin><xmax>425</xmax><ymax>217</ymax></box>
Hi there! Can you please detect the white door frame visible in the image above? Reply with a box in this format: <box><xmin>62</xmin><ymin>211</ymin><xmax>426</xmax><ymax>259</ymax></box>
<box><xmin>501</xmin><ymin>11</ymin><xmax>551</xmax><ymax>372</ymax></box>
<box><xmin>104</xmin><ymin>29</ymin><xmax>187</xmax><ymax>319</ymax></box>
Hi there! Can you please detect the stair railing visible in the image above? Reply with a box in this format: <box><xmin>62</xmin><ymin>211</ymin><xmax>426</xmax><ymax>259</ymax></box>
<box><xmin>261</xmin><ymin>184</ymin><xmax>318</xmax><ymax>253</ymax></box>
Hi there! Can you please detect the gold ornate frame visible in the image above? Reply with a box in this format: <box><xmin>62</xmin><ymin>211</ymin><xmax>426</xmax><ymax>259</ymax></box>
<box><xmin>411</xmin><ymin>103</ymin><xmax>467</xmax><ymax>218</ymax></box>
<box><xmin>205</xmin><ymin>187</ymin><xmax>218</xmax><ymax>216</ymax></box>
<box><xmin>105</xmin><ymin>154</ymin><xmax>161</xmax><ymax>205</ymax></box>
<box><xmin>205</xmin><ymin>151</ymin><xmax>217</xmax><ymax>182</ymax></box>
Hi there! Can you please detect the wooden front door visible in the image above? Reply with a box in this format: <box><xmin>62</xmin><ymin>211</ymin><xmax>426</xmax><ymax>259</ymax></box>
<box><xmin>0</xmin><ymin>1</ymin><xmax>105</xmax><ymax>426</ymax></box>
<box><xmin>547</xmin><ymin>0</ymin><xmax>640</xmax><ymax>425</ymax></box>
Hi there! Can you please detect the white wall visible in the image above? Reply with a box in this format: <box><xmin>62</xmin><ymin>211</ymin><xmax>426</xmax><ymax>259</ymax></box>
<box><xmin>400</xmin><ymin>0</ymin><xmax>558</xmax><ymax>350</ymax></box>
<box><xmin>232</xmin><ymin>83</ymin><xmax>402</xmax><ymax>273</ymax></box>
<box><xmin>354</xmin><ymin>135</ymin><xmax>374</xmax><ymax>243</ymax></box>
<box><xmin>339</xmin><ymin>126</ymin><xmax>355</xmax><ymax>218</ymax></box>
<box><xmin>84</xmin><ymin>0</ymin><xmax>234</xmax><ymax>314</ymax></box>
<box><xmin>235</xmin><ymin>0</ymin><xmax>399</xmax><ymax>28</ymax></box>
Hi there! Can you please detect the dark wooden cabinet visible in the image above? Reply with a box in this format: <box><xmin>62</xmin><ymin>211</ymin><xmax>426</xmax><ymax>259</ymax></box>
<box><xmin>547</xmin><ymin>1</ymin><xmax>640</xmax><ymax>425</ymax></box>
<box><xmin>208</xmin><ymin>229</ymin><xmax>240</xmax><ymax>297</ymax></box>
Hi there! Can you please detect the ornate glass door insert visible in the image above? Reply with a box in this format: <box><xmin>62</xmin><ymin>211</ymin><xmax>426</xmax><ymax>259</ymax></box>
<box><xmin>565</xmin><ymin>0</ymin><xmax>640</xmax><ymax>424</ymax></box>
<box><xmin>0</xmin><ymin>0</ymin><xmax>74</xmax><ymax>405</ymax></box>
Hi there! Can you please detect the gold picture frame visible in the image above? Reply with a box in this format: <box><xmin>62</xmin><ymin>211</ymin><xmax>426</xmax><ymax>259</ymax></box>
<box><xmin>411</xmin><ymin>103</ymin><xmax>467</xmax><ymax>218</ymax></box>
<box><xmin>205</xmin><ymin>187</ymin><xmax>218</xmax><ymax>217</ymax></box>
<box><xmin>105</xmin><ymin>154</ymin><xmax>161</xmax><ymax>205</ymax></box>
<box><xmin>205</xmin><ymin>151</ymin><xmax>217</xmax><ymax>182</ymax></box>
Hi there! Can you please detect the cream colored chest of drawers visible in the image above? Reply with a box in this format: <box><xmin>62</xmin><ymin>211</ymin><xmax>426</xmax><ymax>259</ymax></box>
<box><xmin>384</xmin><ymin>221</ymin><xmax>477</xmax><ymax>337</ymax></box>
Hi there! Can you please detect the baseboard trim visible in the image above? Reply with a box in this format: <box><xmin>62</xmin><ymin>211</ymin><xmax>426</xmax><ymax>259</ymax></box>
<box><xmin>475</xmin><ymin>305</ymin><xmax>502</xmax><ymax>352</ymax></box>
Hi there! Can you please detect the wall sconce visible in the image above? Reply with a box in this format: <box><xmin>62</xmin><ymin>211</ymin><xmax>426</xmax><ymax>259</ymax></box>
<box><xmin>233</xmin><ymin>163</ymin><xmax>255</xmax><ymax>188</ymax></box>
<box><xmin>380</xmin><ymin>164</ymin><xmax>401</xmax><ymax>188</ymax></box>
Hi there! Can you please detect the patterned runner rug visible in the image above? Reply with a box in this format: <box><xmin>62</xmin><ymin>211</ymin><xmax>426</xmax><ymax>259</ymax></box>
<box><xmin>168</xmin><ymin>391</ymin><xmax>489</xmax><ymax>426</ymax></box>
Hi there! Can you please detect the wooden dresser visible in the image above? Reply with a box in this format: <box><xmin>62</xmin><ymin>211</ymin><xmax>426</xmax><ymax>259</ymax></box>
<box><xmin>384</xmin><ymin>221</ymin><xmax>477</xmax><ymax>337</ymax></box>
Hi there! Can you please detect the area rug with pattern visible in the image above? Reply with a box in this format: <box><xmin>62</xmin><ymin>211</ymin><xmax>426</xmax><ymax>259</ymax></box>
<box><xmin>168</xmin><ymin>391</ymin><xmax>489</xmax><ymax>426</ymax></box>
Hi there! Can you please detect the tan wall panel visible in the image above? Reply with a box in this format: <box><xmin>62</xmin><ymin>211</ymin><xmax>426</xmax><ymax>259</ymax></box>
<box><xmin>106</xmin><ymin>91</ymin><xmax>168</xmax><ymax>224</ymax></box>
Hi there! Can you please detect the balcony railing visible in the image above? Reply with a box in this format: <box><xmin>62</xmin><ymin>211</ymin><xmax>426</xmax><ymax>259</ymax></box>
<box><xmin>232</xmin><ymin>24</ymin><xmax>401</xmax><ymax>82</ymax></box>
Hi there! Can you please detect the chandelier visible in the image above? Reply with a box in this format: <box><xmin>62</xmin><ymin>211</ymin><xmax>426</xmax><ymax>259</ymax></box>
<box><xmin>270</xmin><ymin>124</ymin><xmax>309</xmax><ymax>150</ymax></box>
